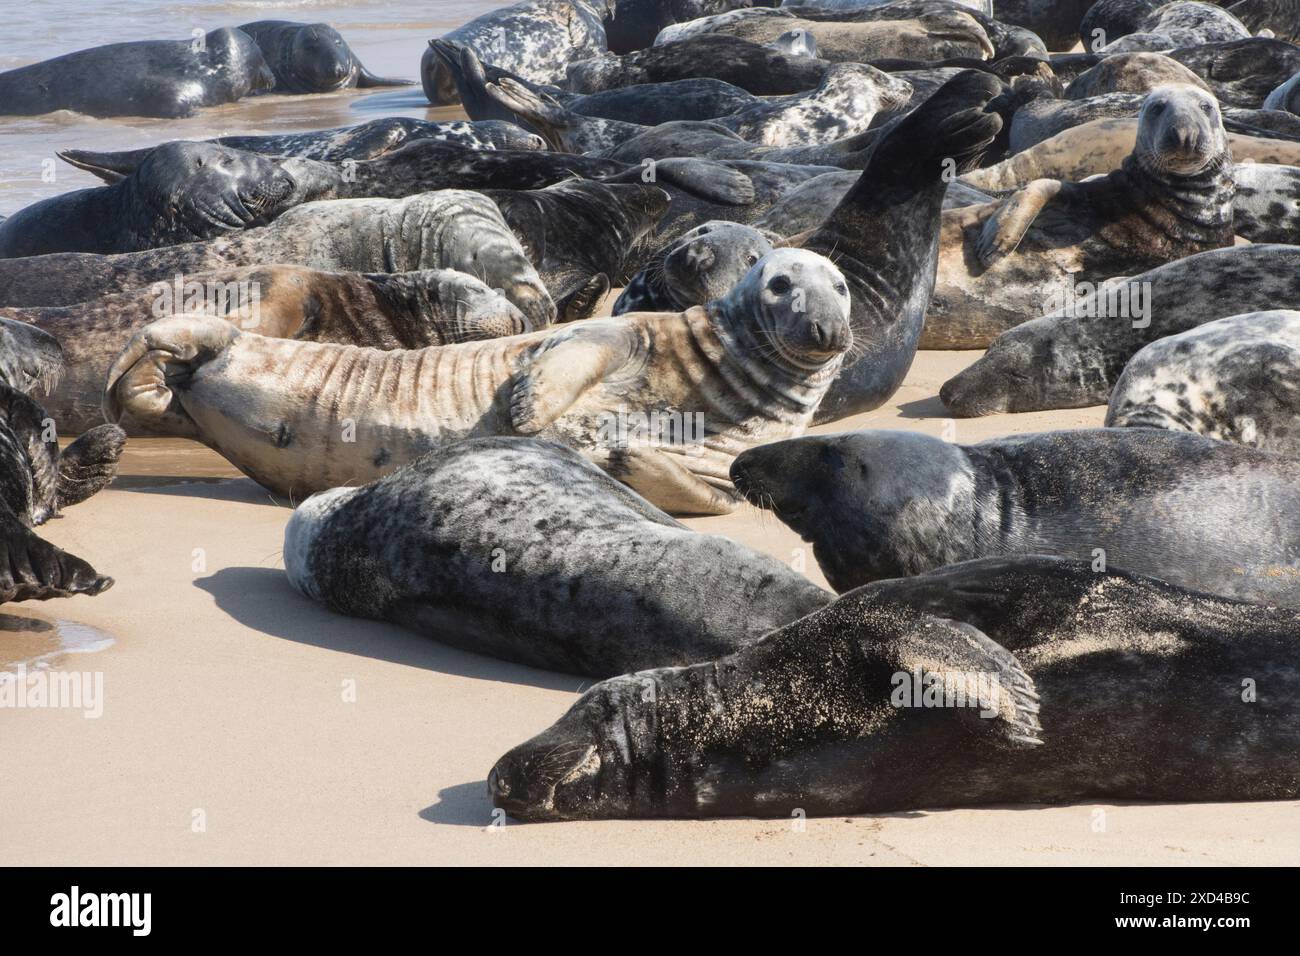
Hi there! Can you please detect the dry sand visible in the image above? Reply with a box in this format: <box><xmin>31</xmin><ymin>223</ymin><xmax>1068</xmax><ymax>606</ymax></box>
<box><xmin>3</xmin><ymin>348</ymin><xmax>1297</xmax><ymax>866</ymax></box>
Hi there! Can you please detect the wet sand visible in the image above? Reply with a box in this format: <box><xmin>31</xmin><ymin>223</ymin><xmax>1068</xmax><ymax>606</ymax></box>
<box><xmin>5</xmin><ymin>350</ymin><xmax>1298</xmax><ymax>865</ymax></box>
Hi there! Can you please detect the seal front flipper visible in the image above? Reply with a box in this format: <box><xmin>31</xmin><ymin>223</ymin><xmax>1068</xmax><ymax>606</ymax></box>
<box><xmin>56</xmin><ymin>424</ymin><xmax>127</xmax><ymax>509</ymax></box>
<box><xmin>974</xmin><ymin>178</ymin><xmax>1062</xmax><ymax>268</ymax></box>
<box><xmin>0</xmin><ymin>506</ymin><xmax>113</xmax><ymax>604</ymax></box>
<box><xmin>509</xmin><ymin>323</ymin><xmax>640</xmax><ymax>434</ymax></box>
<box><xmin>606</xmin><ymin>445</ymin><xmax>740</xmax><ymax>516</ymax></box>
<box><xmin>927</xmin><ymin>619</ymin><xmax>1044</xmax><ymax>748</ymax></box>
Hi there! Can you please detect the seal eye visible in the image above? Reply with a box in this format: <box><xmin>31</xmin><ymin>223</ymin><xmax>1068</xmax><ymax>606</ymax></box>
<box><xmin>768</xmin><ymin>275</ymin><xmax>792</xmax><ymax>295</ymax></box>
<box><xmin>746</xmin><ymin>254</ymin><xmax>758</xmax><ymax>266</ymax></box>
<box><xmin>1200</xmin><ymin>101</ymin><xmax>1214</xmax><ymax>115</ymax></box>
<box><xmin>835</xmin><ymin>283</ymin><xmax>848</xmax><ymax>297</ymax></box>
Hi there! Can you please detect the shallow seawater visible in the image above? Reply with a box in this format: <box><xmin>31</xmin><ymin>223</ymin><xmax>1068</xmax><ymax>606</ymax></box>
<box><xmin>0</xmin><ymin>612</ymin><xmax>117</xmax><ymax>678</ymax></box>
<box><xmin>0</xmin><ymin>0</ymin><xmax>507</xmax><ymax>214</ymax></box>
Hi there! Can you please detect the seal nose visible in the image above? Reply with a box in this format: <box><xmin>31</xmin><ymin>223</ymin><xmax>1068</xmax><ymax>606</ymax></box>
<box><xmin>507</xmin><ymin>283</ymin><xmax>557</xmax><ymax>330</ymax></box>
<box><xmin>810</xmin><ymin>317</ymin><xmax>850</xmax><ymax>354</ymax></box>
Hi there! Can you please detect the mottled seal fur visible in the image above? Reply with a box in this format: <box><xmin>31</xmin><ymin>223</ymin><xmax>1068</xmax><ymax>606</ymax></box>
<box><xmin>283</xmin><ymin>437</ymin><xmax>832</xmax><ymax>676</ymax></box>
<box><xmin>422</xmin><ymin>0</ymin><xmax>611</xmax><ymax>105</ymax></box>
<box><xmin>2</xmin><ymin>266</ymin><xmax>529</xmax><ymax>436</ymax></box>
<box><xmin>730</xmin><ymin>427</ymin><xmax>1300</xmax><ymax>605</ymax></box>
<box><xmin>1169</xmin><ymin>38</ymin><xmax>1300</xmax><ymax>107</ymax></box>
<box><xmin>237</xmin><ymin>20</ymin><xmax>409</xmax><ymax>93</ymax></box>
<box><xmin>606</xmin><ymin>1</ymin><xmax>758</xmax><ymax>55</ymax></box>
<box><xmin>1105</xmin><ymin>309</ymin><xmax>1300</xmax><ymax>453</ymax></box>
<box><xmin>1064</xmin><ymin>51</ymin><xmax>1210</xmax><ymax>99</ymax></box>
<box><xmin>928</xmin><ymin>84</ymin><xmax>1235</xmax><ymax>349</ymax></box>
<box><xmin>489</xmin><ymin>555</ymin><xmax>1300</xmax><ymax>820</ymax></box>
<box><xmin>939</xmin><ymin>244</ymin><xmax>1300</xmax><ymax>415</ymax></box>
<box><xmin>0</xmin><ymin>143</ymin><xmax>317</xmax><ymax>259</ymax></box>
<box><xmin>0</xmin><ymin>192</ymin><xmax>554</xmax><ymax>328</ymax></box>
<box><xmin>1098</xmin><ymin>1</ymin><xmax>1251</xmax><ymax>53</ymax></box>
<box><xmin>0</xmin><ymin>28</ymin><xmax>274</xmax><ymax>119</ymax></box>
<box><xmin>613</xmin><ymin>221</ymin><xmax>776</xmax><ymax>314</ymax></box>
<box><xmin>104</xmin><ymin>248</ymin><xmax>851</xmax><ymax>513</ymax></box>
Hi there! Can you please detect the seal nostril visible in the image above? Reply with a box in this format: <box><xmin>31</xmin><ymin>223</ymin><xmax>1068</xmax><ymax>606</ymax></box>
<box><xmin>488</xmin><ymin>767</ymin><xmax>509</xmax><ymax>799</ymax></box>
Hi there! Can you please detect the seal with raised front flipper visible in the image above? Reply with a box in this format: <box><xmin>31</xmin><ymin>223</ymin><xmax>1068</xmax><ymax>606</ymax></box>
<box><xmin>102</xmin><ymin>249</ymin><xmax>852</xmax><ymax>514</ymax></box>
<box><xmin>237</xmin><ymin>20</ymin><xmax>409</xmax><ymax>92</ymax></box>
<box><xmin>488</xmin><ymin>555</ymin><xmax>1300</xmax><ymax>821</ymax></box>
<box><xmin>730</xmin><ymin>427</ymin><xmax>1300</xmax><ymax>605</ymax></box>
<box><xmin>284</xmin><ymin>436</ymin><xmax>832</xmax><ymax>676</ymax></box>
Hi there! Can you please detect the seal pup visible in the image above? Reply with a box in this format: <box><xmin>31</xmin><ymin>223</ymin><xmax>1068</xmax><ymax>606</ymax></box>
<box><xmin>2</xmin><ymin>266</ymin><xmax>529</xmax><ymax>436</ymax></box>
<box><xmin>929</xmin><ymin>83</ymin><xmax>1236</xmax><ymax>349</ymax></box>
<box><xmin>104</xmin><ymin>249</ymin><xmax>852</xmax><ymax>513</ymax></box>
<box><xmin>284</xmin><ymin>437</ymin><xmax>832</xmax><ymax>676</ymax></box>
<box><xmin>1105</xmin><ymin>309</ymin><xmax>1300</xmax><ymax>453</ymax></box>
<box><xmin>0</xmin><ymin>143</ymin><xmax>319</xmax><ymax>259</ymax></box>
<box><xmin>422</xmin><ymin>0</ymin><xmax>611</xmax><ymax>105</ymax></box>
<box><xmin>0</xmin><ymin>28</ymin><xmax>274</xmax><ymax>119</ymax></box>
<box><xmin>613</xmin><ymin>222</ymin><xmax>776</xmax><ymax>314</ymax></box>
<box><xmin>489</xmin><ymin>555</ymin><xmax>1300</xmax><ymax>821</ymax></box>
<box><xmin>0</xmin><ymin>192</ymin><xmax>555</xmax><ymax>328</ymax></box>
<box><xmin>730</xmin><ymin>427</ymin><xmax>1300</xmax><ymax>605</ymax></box>
<box><xmin>236</xmin><ymin>20</ymin><xmax>409</xmax><ymax>92</ymax></box>
<box><xmin>939</xmin><ymin>244</ymin><xmax>1300</xmax><ymax>415</ymax></box>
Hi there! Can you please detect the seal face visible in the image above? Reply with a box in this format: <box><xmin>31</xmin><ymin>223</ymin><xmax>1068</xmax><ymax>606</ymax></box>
<box><xmin>283</xmin><ymin>436</ymin><xmax>831</xmax><ymax>676</ymax></box>
<box><xmin>490</xmin><ymin>555</ymin><xmax>1300</xmax><ymax>821</ymax></box>
<box><xmin>613</xmin><ymin>221</ymin><xmax>775</xmax><ymax>314</ymax></box>
<box><xmin>731</xmin><ymin>427</ymin><xmax>1300</xmax><ymax>605</ymax></box>
<box><xmin>1106</xmin><ymin>309</ymin><xmax>1300</xmax><ymax>454</ymax></box>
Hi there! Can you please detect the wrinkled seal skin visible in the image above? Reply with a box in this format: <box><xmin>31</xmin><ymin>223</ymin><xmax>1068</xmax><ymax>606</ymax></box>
<box><xmin>103</xmin><ymin>249</ymin><xmax>851</xmax><ymax>513</ymax></box>
<box><xmin>928</xmin><ymin>84</ymin><xmax>1236</xmax><ymax>350</ymax></box>
<box><xmin>237</xmin><ymin>20</ymin><xmax>410</xmax><ymax>92</ymax></box>
<box><xmin>605</xmin><ymin>0</ymin><xmax>756</xmax><ymax>54</ymax></box>
<box><xmin>0</xmin><ymin>318</ymin><xmax>63</xmax><ymax>398</ymax></box>
<box><xmin>939</xmin><ymin>244</ymin><xmax>1300</xmax><ymax>416</ymax></box>
<box><xmin>490</xmin><ymin>555</ymin><xmax>1300</xmax><ymax>821</ymax></box>
<box><xmin>614</xmin><ymin>221</ymin><xmax>775</xmax><ymax>314</ymax></box>
<box><xmin>0</xmin><ymin>192</ymin><xmax>554</xmax><ymax>328</ymax></box>
<box><xmin>1</xmin><ymin>265</ymin><xmax>528</xmax><ymax>436</ymax></box>
<box><xmin>0</xmin><ymin>28</ymin><xmax>274</xmax><ymax>119</ymax></box>
<box><xmin>1106</xmin><ymin>309</ymin><xmax>1300</xmax><ymax>453</ymax></box>
<box><xmin>283</xmin><ymin>437</ymin><xmax>832</xmax><ymax>676</ymax></box>
<box><xmin>58</xmin><ymin>120</ymin><xmax>546</xmax><ymax>174</ymax></box>
<box><xmin>485</xmin><ymin>181</ymin><xmax>671</xmax><ymax>321</ymax></box>
<box><xmin>564</xmin><ymin>34</ymin><xmax>831</xmax><ymax>95</ymax></box>
<box><xmin>730</xmin><ymin>427</ymin><xmax>1300</xmax><ymax>605</ymax></box>
<box><xmin>0</xmin><ymin>143</ymin><xmax>308</xmax><ymax>259</ymax></box>
<box><xmin>422</xmin><ymin>0</ymin><xmax>611</xmax><ymax>106</ymax></box>
<box><xmin>800</xmin><ymin>69</ymin><xmax>1004</xmax><ymax>422</ymax></box>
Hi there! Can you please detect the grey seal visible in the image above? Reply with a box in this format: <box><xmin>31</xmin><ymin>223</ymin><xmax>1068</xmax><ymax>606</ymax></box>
<box><xmin>612</xmin><ymin>221</ymin><xmax>776</xmax><ymax>314</ymax></box>
<box><xmin>283</xmin><ymin>436</ymin><xmax>832</xmax><ymax>676</ymax></box>
<box><xmin>730</xmin><ymin>427</ymin><xmax>1300</xmax><ymax>606</ymax></box>
<box><xmin>1097</xmin><ymin>1</ymin><xmax>1251</xmax><ymax>53</ymax></box>
<box><xmin>236</xmin><ymin>20</ymin><xmax>409</xmax><ymax>93</ymax></box>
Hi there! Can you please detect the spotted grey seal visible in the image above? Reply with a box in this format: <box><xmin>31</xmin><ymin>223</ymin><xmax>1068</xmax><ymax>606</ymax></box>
<box><xmin>927</xmin><ymin>84</ymin><xmax>1235</xmax><ymax>349</ymax></box>
<box><xmin>605</xmin><ymin>1</ymin><xmax>758</xmax><ymax>54</ymax></box>
<box><xmin>1169</xmin><ymin>38</ymin><xmax>1300</xmax><ymax>107</ymax></box>
<box><xmin>1096</xmin><ymin>1</ymin><xmax>1251</xmax><ymax>53</ymax></box>
<box><xmin>613</xmin><ymin>221</ymin><xmax>776</xmax><ymax>314</ymax></box>
<box><xmin>0</xmin><ymin>143</ymin><xmax>319</xmax><ymax>259</ymax></box>
<box><xmin>236</xmin><ymin>20</ymin><xmax>409</xmax><ymax>93</ymax></box>
<box><xmin>284</xmin><ymin>436</ymin><xmax>832</xmax><ymax>676</ymax></box>
<box><xmin>1063</xmin><ymin>51</ymin><xmax>1210</xmax><ymax>98</ymax></box>
<box><xmin>422</xmin><ymin>0</ymin><xmax>611</xmax><ymax>105</ymax></box>
<box><xmin>0</xmin><ymin>192</ymin><xmax>554</xmax><ymax>328</ymax></box>
<box><xmin>1105</xmin><ymin>309</ymin><xmax>1300</xmax><ymax>453</ymax></box>
<box><xmin>489</xmin><ymin>555</ymin><xmax>1300</xmax><ymax>821</ymax></box>
<box><xmin>0</xmin><ymin>28</ymin><xmax>274</xmax><ymax>119</ymax></box>
<box><xmin>731</xmin><ymin>427</ymin><xmax>1300</xmax><ymax>605</ymax></box>
<box><xmin>104</xmin><ymin>248</ymin><xmax>851</xmax><ymax>513</ymax></box>
<box><xmin>939</xmin><ymin>244</ymin><xmax>1300</xmax><ymax>415</ymax></box>
<box><xmin>2</xmin><ymin>265</ymin><xmax>528</xmax><ymax>436</ymax></box>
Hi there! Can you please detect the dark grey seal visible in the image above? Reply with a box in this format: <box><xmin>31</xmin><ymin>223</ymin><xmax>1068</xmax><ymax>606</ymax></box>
<box><xmin>237</xmin><ymin>20</ymin><xmax>409</xmax><ymax>93</ymax></box>
<box><xmin>730</xmin><ymin>427</ymin><xmax>1300</xmax><ymax>605</ymax></box>
<box><xmin>1097</xmin><ymin>1</ymin><xmax>1251</xmax><ymax>53</ymax></box>
<box><xmin>0</xmin><ymin>28</ymin><xmax>274</xmax><ymax>118</ymax></box>
<box><xmin>1169</xmin><ymin>38</ymin><xmax>1300</xmax><ymax>107</ymax></box>
<box><xmin>613</xmin><ymin>221</ymin><xmax>776</xmax><ymax>314</ymax></box>
<box><xmin>283</xmin><ymin>437</ymin><xmax>832</xmax><ymax>677</ymax></box>
<box><xmin>489</xmin><ymin>555</ymin><xmax>1300</xmax><ymax>820</ymax></box>
<box><xmin>605</xmin><ymin>0</ymin><xmax>757</xmax><ymax>54</ymax></box>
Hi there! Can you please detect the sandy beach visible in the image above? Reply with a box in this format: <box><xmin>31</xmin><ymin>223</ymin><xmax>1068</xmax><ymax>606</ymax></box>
<box><xmin>4</xmin><ymin>348</ymin><xmax>1297</xmax><ymax>866</ymax></box>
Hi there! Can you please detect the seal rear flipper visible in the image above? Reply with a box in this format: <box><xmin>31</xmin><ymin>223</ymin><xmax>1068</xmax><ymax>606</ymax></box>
<box><xmin>0</xmin><ymin>506</ymin><xmax>113</xmax><ymax>604</ymax></box>
<box><xmin>558</xmin><ymin>273</ymin><xmax>611</xmax><ymax>323</ymax></box>
<box><xmin>57</xmin><ymin>147</ymin><xmax>154</xmax><ymax>183</ymax></box>
<box><xmin>56</xmin><ymin>424</ymin><xmax>127</xmax><ymax>508</ymax></box>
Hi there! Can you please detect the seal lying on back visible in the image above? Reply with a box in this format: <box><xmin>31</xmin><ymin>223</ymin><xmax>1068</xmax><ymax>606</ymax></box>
<box><xmin>236</xmin><ymin>20</ymin><xmax>409</xmax><ymax>92</ymax></box>
<box><xmin>928</xmin><ymin>84</ymin><xmax>1236</xmax><ymax>348</ymax></box>
<box><xmin>284</xmin><ymin>437</ymin><xmax>832</xmax><ymax>676</ymax></box>
<box><xmin>0</xmin><ymin>28</ymin><xmax>274</xmax><ymax>119</ymax></box>
<box><xmin>0</xmin><ymin>192</ymin><xmax>554</xmax><ymax>327</ymax></box>
<box><xmin>730</xmin><ymin>428</ymin><xmax>1300</xmax><ymax>605</ymax></box>
<box><xmin>613</xmin><ymin>222</ymin><xmax>776</xmax><ymax>314</ymax></box>
<box><xmin>939</xmin><ymin>244</ymin><xmax>1300</xmax><ymax>415</ymax></box>
<box><xmin>422</xmin><ymin>0</ymin><xmax>611</xmax><ymax>105</ymax></box>
<box><xmin>104</xmin><ymin>249</ymin><xmax>851</xmax><ymax>513</ymax></box>
<box><xmin>2</xmin><ymin>266</ymin><xmax>528</xmax><ymax>435</ymax></box>
<box><xmin>0</xmin><ymin>143</ymin><xmax>319</xmax><ymax>259</ymax></box>
<box><xmin>1106</xmin><ymin>309</ymin><xmax>1300</xmax><ymax>454</ymax></box>
<box><xmin>489</xmin><ymin>555</ymin><xmax>1300</xmax><ymax>821</ymax></box>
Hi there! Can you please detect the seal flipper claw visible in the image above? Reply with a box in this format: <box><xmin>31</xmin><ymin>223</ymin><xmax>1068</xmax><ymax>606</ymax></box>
<box><xmin>975</xmin><ymin>178</ymin><xmax>1062</xmax><ymax>269</ymax></box>
<box><xmin>510</xmin><ymin>325</ymin><xmax>638</xmax><ymax>434</ymax></box>
<box><xmin>606</xmin><ymin>445</ymin><xmax>739</xmax><ymax>516</ymax></box>
<box><xmin>56</xmin><ymin>424</ymin><xmax>127</xmax><ymax>509</ymax></box>
<box><xmin>559</xmin><ymin>273</ymin><xmax>611</xmax><ymax>323</ymax></box>
<box><xmin>926</xmin><ymin>619</ymin><xmax>1044</xmax><ymax>748</ymax></box>
<box><xmin>0</xmin><ymin>506</ymin><xmax>113</xmax><ymax>604</ymax></box>
<box><xmin>650</xmin><ymin>158</ymin><xmax>755</xmax><ymax>206</ymax></box>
